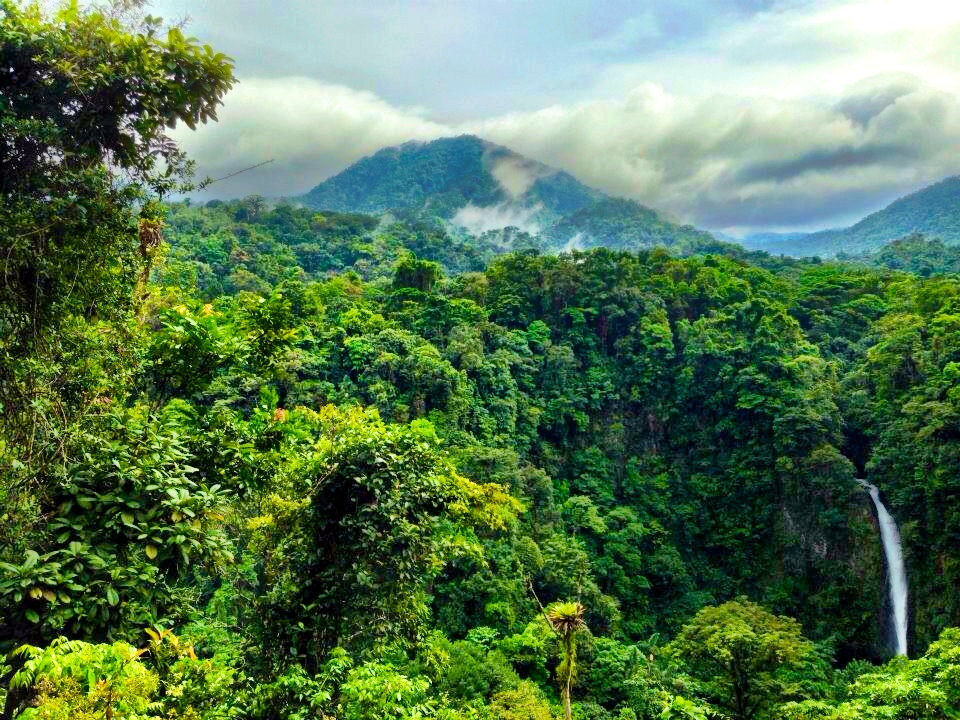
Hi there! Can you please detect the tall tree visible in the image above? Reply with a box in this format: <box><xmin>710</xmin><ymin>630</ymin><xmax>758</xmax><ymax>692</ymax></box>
<box><xmin>245</xmin><ymin>406</ymin><xmax>519</xmax><ymax>670</ymax></box>
<box><xmin>546</xmin><ymin>601</ymin><xmax>587</xmax><ymax>720</ymax></box>
<box><xmin>0</xmin><ymin>1</ymin><xmax>234</xmax><ymax>690</ymax></box>
<box><xmin>0</xmin><ymin>0</ymin><xmax>234</xmax><ymax>468</ymax></box>
<box><xmin>666</xmin><ymin>599</ymin><xmax>824</xmax><ymax>720</ymax></box>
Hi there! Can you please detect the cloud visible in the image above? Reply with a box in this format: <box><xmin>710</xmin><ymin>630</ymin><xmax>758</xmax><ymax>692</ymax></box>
<box><xmin>590</xmin><ymin>0</ymin><xmax>960</xmax><ymax>102</ymax></box>
<box><xmin>153</xmin><ymin>0</ymin><xmax>784</xmax><ymax>122</ymax></box>
<box><xmin>563</xmin><ymin>232</ymin><xmax>587</xmax><ymax>253</ymax></box>
<box><xmin>172</xmin><ymin>77</ymin><xmax>448</xmax><ymax>199</ymax></box>
<box><xmin>171</xmin><ymin>0</ymin><xmax>960</xmax><ymax>234</ymax></box>
<box><xmin>177</xmin><ymin>72</ymin><xmax>960</xmax><ymax>231</ymax></box>
<box><xmin>157</xmin><ymin>0</ymin><xmax>960</xmax><ymax>230</ymax></box>
<box><xmin>489</xmin><ymin>156</ymin><xmax>553</xmax><ymax>199</ymax></box>
<box><xmin>835</xmin><ymin>73</ymin><xmax>924</xmax><ymax>127</ymax></box>
<box><xmin>468</xmin><ymin>74</ymin><xmax>960</xmax><ymax>230</ymax></box>
<box><xmin>452</xmin><ymin>202</ymin><xmax>544</xmax><ymax>236</ymax></box>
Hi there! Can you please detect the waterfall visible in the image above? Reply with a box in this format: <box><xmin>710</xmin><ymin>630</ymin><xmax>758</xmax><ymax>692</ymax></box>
<box><xmin>858</xmin><ymin>479</ymin><xmax>909</xmax><ymax>656</ymax></box>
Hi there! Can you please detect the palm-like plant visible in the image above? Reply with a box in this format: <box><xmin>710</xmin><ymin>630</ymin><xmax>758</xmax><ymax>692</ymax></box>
<box><xmin>546</xmin><ymin>601</ymin><xmax>586</xmax><ymax>720</ymax></box>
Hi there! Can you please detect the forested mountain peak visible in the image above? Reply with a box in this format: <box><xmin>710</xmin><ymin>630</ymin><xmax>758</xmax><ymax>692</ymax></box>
<box><xmin>301</xmin><ymin>136</ymin><xmax>722</xmax><ymax>255</ymax></box>
<box><xmin>301</xmin><ymin>134</ymin><xmax>604</xmax><ymax>223</ymax></box>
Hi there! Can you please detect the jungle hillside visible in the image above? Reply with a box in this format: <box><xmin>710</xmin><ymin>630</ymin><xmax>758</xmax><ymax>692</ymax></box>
<box><xmin>3</xmin><ymin>3</ymin><xmax>960</xmax><ymax>720</ymax></box>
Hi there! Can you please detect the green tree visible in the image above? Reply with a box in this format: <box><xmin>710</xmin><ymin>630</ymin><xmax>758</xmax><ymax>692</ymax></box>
<box><xmin>488</xmin><ymin>680</ymin><xmax>555</xmax><ymax>720</ymax></box>
<box><xmin>0</xmin><ymin>405</ymin><xmax>233</xmax><ymax>645</ymax></box>
<box><xmin>6</xmin><ymin>637</ymin><xmax>157</xmax><ymax>720</ymax></box>
<box><xmin>782</xmin><ymin>627</ymin><xmax>960</xmax><ymax>720</ymax></box>
<box><xmin>666</xmin><ymin>599</ymin><xmax>824</xmax><ymax>720</ymax></box>
<box><xmin>245</xmin><ymin>406</ymin><xmax>519</xmax><ymax>668</ymax></box>
<box><xmin>394</xmin><ymin>255</ymin><xmax>444</xmax><ymax>293</ymax></box>
<box><xmin>0</xmin><ymin>0</ymin><xmax>234</xmax><ymax>443</ymax></box>
<box><xmin>5</xmin><ymin>629</ymin><xmax>237</xmax><ymax>720</ymax></box>
<box><xmin>659</xmin><ymin>695</ymin><xmax>715</xmax><ymax>720</ymax></box>
<box><xmin>0</xmin><ymin>1</ymin><xmax>234</xmax><ymax>630</ymax></box>
<box><xmin>547</xmin><ymin>601</ymin><xmax>587</xmax><ymax>720</ymax></box>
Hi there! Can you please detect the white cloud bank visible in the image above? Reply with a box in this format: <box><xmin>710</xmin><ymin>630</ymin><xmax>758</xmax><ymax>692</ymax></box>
<box><xmin>452</xmin><ymin>202</ymin><xmax>545</xmax><ymax>237</ymax></box>
<box><xmin>178</xmin><ymin>72</ymin><xmax>960</xmax><ymax>232</ymax></box>
<box><xmin>173</xmin><ymin>0</ymin><xmax>960</xmax><ymax>232</ymax></box>
<box><xmin>489</xmin><ymin>156</ymin><xmax>552</xmax><ymax>199</ymax></box>
<box><xmin>470</xmin><ymin>73</ymin><xmax>960</xmax><ymax>230</ymax></box>
<box><xmin>174</xmin><ymin>77</ymin><xmax>448</xmax><ymax>200</ymax></box>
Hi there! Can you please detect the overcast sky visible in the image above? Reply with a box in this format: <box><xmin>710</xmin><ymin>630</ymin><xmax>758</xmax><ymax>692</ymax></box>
<box><xmin>154</xmin><ymin>0</ymin><xmax>960</xmax><ymax>234</ymax></box>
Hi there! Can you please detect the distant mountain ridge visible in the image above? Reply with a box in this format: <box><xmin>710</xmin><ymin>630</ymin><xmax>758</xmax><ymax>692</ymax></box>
<box><xmin>745</xmin><ymin>176</ymin><xmax>960</xmax><ymax>257</ymax></box>
<box><xmin>302</xmin><ymin>135</ymin><xmax>719</xmax><ymax>254</ymax></box>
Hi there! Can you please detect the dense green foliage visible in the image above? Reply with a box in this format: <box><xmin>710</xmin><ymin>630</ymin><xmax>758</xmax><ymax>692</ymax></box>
<box><xmin>157</xmin><ymin>198</ymin><xmax>540</xmax><ymax>296</ymax></box>
<box><xmin>843</xmin><ymin>233</ymin><xmax>960</xmax><ymax>276</ymax></box>
<box><xmin>159</xmin><ymin>196</ymin><xmax>755</xmax><ymax>301</ymax></box>
<box><xmin>665</xmin><ymin>599</ymin><xmax>825</xmax><ymax>720</ymax></box>
<box><xmin>10</xmin><ymin>234</ymin><xmax>960</xmax><ymax>716</ymax></box>
<box><xmin>541</xmin><ymin>198</ymin><xmax>717</xmax><ymax>254</ymax></box>
<box><xmin>4</xmin><ymin>4</ymin><xmax>960</xmax><ymax>720</ymax></box>
<box><xmin>0</xmin><ymin>0</ymin><xmax>234</xmax><ymax>577</ymax></box>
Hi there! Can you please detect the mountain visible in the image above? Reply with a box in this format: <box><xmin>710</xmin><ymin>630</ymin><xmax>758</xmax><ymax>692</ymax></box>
<box><xmin>303</xmin><ymin>135</ymin><xmax>721</xmax><ymax>255</ymax></box>
<box><xmin>749</xmin><ymin>176</ymin><xmax>960</xmax><ymax>257</ymax></box>
<box><xmin>542</xmin><ymin>197</ymin><xmax>717</xmax><ymax>253</ymax></box>
<box><xmin>301</xmin><ymin>134</ymin><xmax>603</xmax><ymax>224</ymax></box>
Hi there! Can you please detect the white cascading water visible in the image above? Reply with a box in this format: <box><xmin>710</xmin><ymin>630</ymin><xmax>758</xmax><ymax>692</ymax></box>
<box><xmin>858</xmin><ymin>479</ymin><xmax>909</xmax><ymax>656</ymax></box>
